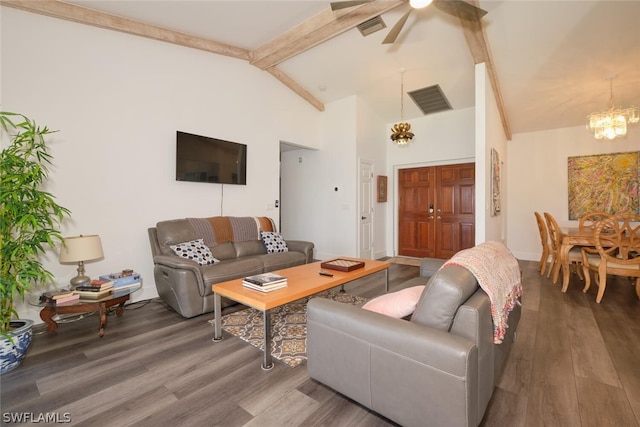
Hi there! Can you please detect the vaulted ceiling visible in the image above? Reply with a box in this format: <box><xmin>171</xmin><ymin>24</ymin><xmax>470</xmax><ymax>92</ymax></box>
<box><xmin>3</xmin><ymin>0</ymin><xmax>639</xmax><ymax>140</ymax></box>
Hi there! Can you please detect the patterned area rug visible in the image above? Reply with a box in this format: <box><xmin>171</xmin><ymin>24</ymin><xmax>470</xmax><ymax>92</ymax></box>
<box><xmin>213</xmin><ymin>290</ymin><xmax>367</xmax><ymax>368</ymax></box>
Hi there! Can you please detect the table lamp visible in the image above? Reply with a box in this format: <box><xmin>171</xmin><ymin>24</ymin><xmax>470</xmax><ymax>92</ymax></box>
<box><xmin>59</xmin><ymin>235</ymin><xmax>104</xmax><ymax>288</ymax></box>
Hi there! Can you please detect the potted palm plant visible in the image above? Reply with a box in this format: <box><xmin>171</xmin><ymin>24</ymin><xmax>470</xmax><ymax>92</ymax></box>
<box><xmin>0</xmin><ymin>112</ymin><xmax>70</xmax><ymax>374</ymax></box>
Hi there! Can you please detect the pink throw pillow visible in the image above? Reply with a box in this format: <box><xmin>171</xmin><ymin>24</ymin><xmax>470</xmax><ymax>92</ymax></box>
<box><xmin>362</xmin><ymin>286</ymin><xmax>425</xmax><ymax>318</ymax></box>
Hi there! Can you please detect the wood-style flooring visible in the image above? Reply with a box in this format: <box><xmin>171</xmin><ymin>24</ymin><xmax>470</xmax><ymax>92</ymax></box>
<box><xmin>2</xmin><ymin>260</ymin><xmax>639</xmax><ymax>426</ymax></box>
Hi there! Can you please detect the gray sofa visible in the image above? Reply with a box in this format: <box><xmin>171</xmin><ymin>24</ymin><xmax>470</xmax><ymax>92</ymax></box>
<box><xmin>307</xmin><ymin>256</ymin><xmax>521</xmax><ymax>427</ymax></box>
<box><xmin>148</xmin><ymin>216</ymin><xmax>314</xmax><ymax>318</ymax></box>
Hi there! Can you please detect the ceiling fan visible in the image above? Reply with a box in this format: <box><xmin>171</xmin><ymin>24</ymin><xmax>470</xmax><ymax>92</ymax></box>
<box><xmin>331</xmin><ymin>0</ymin><xmax>488</xmax><ymax>44</ymax></box>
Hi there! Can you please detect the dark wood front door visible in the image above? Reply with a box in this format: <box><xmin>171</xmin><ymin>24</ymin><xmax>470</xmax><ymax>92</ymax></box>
<box><xmin>398</xmin><ymin>167</ymin><xmax>437</xmax><ymax>258</ymax></box>
<box><xmin>398</xmin><ymin>163</ymin><xmax>475</xmax><ymax>259</ymax></box>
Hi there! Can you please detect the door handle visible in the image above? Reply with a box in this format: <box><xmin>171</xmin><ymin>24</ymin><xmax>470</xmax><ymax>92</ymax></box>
<box><xmin>361</xmin><ymin>216</ymin><xmax>366</xmax><ymax>220</ymax></box>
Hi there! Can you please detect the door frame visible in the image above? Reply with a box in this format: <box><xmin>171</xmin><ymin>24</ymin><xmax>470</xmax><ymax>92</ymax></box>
<box><xmin>392</xmin><ymin>157</ymin><xmax>475</xmax><ymax>256</ymax></box>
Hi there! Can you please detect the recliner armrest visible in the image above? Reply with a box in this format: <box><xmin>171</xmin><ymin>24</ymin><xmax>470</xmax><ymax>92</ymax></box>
<box><xmin>153</xmin><ymin>254</ymin><xmax>201</xmax><ymax>271</ymax></box>
<box><xmin>152</xmin><ymin>254</ymin><xmax>207</xmax><ymax>294</ymax></box>
<box><xmin>285</xmin><ymin>240</ymin><xmax>314</xmax><ymax>263</ymax></box>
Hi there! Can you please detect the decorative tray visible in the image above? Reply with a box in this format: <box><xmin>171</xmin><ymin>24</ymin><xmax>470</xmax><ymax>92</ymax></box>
<box><xmin>320</xmin><ymin>259</ymin><xmax>365</xmax><ymax>272</ymax></box>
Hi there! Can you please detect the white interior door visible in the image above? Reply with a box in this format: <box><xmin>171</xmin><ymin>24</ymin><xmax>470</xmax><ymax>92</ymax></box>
<box><xmin>359</xmin><ymin>159</ymin><xmax>373</xmax><ymax>259</ymax></box>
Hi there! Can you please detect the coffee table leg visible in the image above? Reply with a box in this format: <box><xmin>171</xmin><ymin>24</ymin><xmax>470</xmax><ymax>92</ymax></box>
<box><xmin>262</xmin><ymin>310</ymin><xmax>274</xmax><ymax>371</ymax></box>
<box><xmin>385</xmin><ymin>268</ymin><xmax>389</xmax><ymax>293</ymax></box>
<box><xmin>212</xmin><ymin>293</ymin><xmax>223</xmax><ymax>342</ymax></box>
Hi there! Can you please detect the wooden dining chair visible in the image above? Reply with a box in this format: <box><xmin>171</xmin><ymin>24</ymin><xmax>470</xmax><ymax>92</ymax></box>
<box><xmin>534</xmin><ymin>212</ymin><xmax>551</xmax><ymax>276</ymax></box>
<box><xmin>544</xmin><ymin>212</ymin><xmax>583</xmax><ymax>284</ymax></box>
<box><xmin>581</xmin><ymin>213</ymin><xmax>640</xmax><ymax>303</ymax></box>
<box><xmin>579</xmin><ymin>211</ymin><xmax>611</xmax><ymax>232</ymax></box>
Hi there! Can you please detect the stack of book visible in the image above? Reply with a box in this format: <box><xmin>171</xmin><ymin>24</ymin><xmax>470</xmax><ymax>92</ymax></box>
<box><xmin>40</xmin><ymin>290</ymin><xmax>80</xmax><ymax>306</ymax></box>
<box><xmin>242</xmin><ymin>273</ymin><xmax>288</xmax><ymax>292</ymax></box>
<box><xmin>99</xmin><ymin>270</ymin><xmax>141</xmax><ymax>290</ymax></box>
<box><xmin>74</xmin><ymin>279</ymin><xmax>114</xmax><ymax>299</ymax></box>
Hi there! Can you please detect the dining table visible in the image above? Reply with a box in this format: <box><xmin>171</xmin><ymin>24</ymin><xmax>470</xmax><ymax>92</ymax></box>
<box><xmin>559</xmin><ymin>227</ymin><xmax>596</xmax><ymax>292</ymax></box>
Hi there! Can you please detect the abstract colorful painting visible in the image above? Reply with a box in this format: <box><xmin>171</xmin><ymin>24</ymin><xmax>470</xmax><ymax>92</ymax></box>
<box><xmin>567</xmin><ymin>151</ymin><xmax>639</xmax><ymax>220</ymax></box>
<box><xmin>491</xmin><ymin>148</ymin><xmax>501</xmax><ymax>216</ymax></box>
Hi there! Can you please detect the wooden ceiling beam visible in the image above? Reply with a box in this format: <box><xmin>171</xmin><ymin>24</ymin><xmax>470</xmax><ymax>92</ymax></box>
<box><xmin>459</xmin><ymin>7</ymin><xmax>512</xmax><ymax>140</ymax></box>
<box><xmin>0</xmin><ymin>0</ymin><xmax>252</xmax><ymax>60</ymax></box>
<box><xmin>266</xmin><ymin>67</ymin><xmax>325</xmax><ymax>111</ymax></box>
<box><xmin>251</xmin><ymin>1</ymin><xmax>405</xmax><ymax>70</ymax></box>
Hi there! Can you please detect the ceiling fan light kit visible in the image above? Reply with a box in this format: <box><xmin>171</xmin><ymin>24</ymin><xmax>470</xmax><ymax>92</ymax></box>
<box><xmin>587</xmin><ymin>76</ymin><xmax>639</xmax><ymax>140</ymax></box>
<box><xmin>409</xmin><ymin>0</ymin><xmax>433</xmax><ymax>9</ymax></box>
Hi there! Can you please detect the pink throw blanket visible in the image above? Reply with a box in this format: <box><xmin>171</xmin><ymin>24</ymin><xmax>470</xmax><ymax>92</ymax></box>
<box><xmin>443</xmin><ymin>241</ymin><xmax>522</xmax><ymax>344</ymax></box>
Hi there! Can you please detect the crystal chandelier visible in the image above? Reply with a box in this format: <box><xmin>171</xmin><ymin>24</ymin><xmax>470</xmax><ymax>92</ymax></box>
<box><xmin>390</xmin><ymin>69</ymin><xmax>414</xmax><ymax>145</ymax></box>
<box><xmin>587</xmin><ymin>77</ymin><xmax>639</xmax><ymax>140</ymax></box>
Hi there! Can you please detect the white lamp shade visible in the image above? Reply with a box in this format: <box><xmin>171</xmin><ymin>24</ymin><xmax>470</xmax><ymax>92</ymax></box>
<box><xmin>59</xmin><ymin>235</ymin><xmax>104</xmax><ymax>263</ymax></box>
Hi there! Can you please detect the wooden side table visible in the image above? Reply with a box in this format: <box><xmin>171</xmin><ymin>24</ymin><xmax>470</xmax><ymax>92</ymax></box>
<box><xmin>39</xmin><ymin>287</ymin><xmax>140</xmax><ymax>337</ymax></box>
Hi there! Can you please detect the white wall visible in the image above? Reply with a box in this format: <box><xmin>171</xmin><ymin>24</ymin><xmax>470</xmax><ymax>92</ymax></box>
<box><xmin>281</xmin><ymin>95</ymin><xmax>389</xmax><ymax>262</ymax></box>
<box><xmin>385</xmin><ymin>107</ymin><xmax>476</xmax><ymax>256</ymax></box>
<box><xmin>1</xmin><ymin>8</ymin><xmax>323</xmax><ymax>321</ymax></box>
<box><xmin>507</xmin><ymin>125</ymin><xmax>640</xmax><ymax>261</ymax></box>
<box><xmin>476</xmin><ymin>63</ymin><xmax>509</xmax><ymax>243</ymax></box>
<box><xmin>355</xmin><ymin>97</ymin><xmax>388</xmax><ymax>259</ymax></box>
<box><xmin>280</xmin><ymin>97</ymin><xmax>359</xmax><ymax>260</ymax></box>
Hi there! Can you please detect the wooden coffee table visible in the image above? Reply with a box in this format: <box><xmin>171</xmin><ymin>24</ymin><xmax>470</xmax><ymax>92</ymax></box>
<box><xmin>39</xmin><ymin>286</ymin><xmax>141</xmax><ymax>337</ymax></box>
<box><xmin>212</xmin><ymin>257</ymin><xmax>390</xmax><ymax>370</ymax></box>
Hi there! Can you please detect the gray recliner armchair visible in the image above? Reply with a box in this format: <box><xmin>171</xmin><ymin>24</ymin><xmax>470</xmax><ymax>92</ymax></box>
<box><xmin>307</xmin><ymin>258</ymin><xmax>521</xmax><ymax>427</ymax></box>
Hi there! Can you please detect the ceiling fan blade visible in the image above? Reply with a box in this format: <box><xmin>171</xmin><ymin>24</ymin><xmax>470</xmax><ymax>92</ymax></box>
<box><xmin>330</xmin><ymin>1</ymin><xmax>371</xmax><ymax>11</ymax></box>
<box><xmin>433</xmin><ymin>0</ymin><xmax>488</xmax><ymax>21</ymax></box>
<box><xmin>382</xmin><ymin>9</ymin><xmax>413</xmax><ymax>44</ymax></box>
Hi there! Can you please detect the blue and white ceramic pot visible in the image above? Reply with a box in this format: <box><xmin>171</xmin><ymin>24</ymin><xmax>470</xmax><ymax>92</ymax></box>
<box><xmin>0</xmin><ymin>319</ymin><xmax>34</xmax><ymax>374</ymax></box>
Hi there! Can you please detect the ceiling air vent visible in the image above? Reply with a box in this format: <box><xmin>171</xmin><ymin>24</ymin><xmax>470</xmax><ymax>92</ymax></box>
<box><xmin>408</xmin><ymin>84</ymin><xmax>452</xmax><ymax>116</ymax></box>
<box><xmin>357</xmin><ymin>16</ymin><xmax>386</xmax><ymax>37</ymax></box>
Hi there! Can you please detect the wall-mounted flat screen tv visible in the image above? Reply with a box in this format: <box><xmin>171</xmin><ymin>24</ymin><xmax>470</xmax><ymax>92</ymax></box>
<box><xmin>176</xmin><ymin>131</ymin><xmax>247</xmax><ymax>185</ymax></box>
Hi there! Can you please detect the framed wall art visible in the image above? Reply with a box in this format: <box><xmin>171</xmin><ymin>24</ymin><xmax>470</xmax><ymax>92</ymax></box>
<box><xmin>491</xmin><ymin>148</ymin><xmax>501</xmax><ymax>216</ymax></box>
<box><xmin>567</xmin><ymin>151</ymin><xmax>639</xmax><ymax>220</ymax></box>
<box><xmin>377</xmin><ymin>175</ymin><xmax>387</xmax><ymax>203</ymax></box>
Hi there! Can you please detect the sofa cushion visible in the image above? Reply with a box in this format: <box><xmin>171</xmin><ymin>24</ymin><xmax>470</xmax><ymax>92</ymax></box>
<box><xmin>259</xmin><ymin>251</ymin><xmax>307</xmax><ymax>271</ymax></box>
<box><xmin>362</xmin><ymin>286</ymin><xmax>425</xmax><ymax>318</ymax></box>
<box><xmin>411</xmin><ymin>265</ymin><xmax>479</xmax><ymax>331</ymax></box>
<box><xmin>235</xmin><ymin>240</ymin><xmax>268</xmax><ymax>258</ymax></box>
<box><xmin>170</xmin><ymin>239</ymin><xmax>219</xmax><ymax>266</ymax></box>
<box><xmin>200</xmin><ymin>257</ymin><xmax>265</xmax><ymax>296</ymax></box>
<box><xmin>210</xmin><ymin>242</ymin><xmax>237</xmax><ymax>261</ymax></box>
<box><xmin>260</xmin><ymin>231</ymin><xmax>288</xmax><ymax>253</ymax></box>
